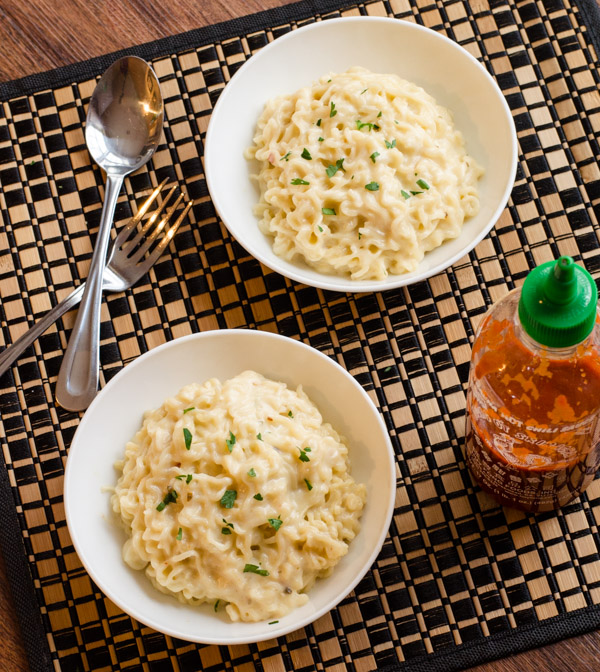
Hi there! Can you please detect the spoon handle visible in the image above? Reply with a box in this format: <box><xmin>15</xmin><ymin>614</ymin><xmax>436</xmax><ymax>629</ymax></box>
<box><xmin>55</xmin><ymin>174</ymin><xmax>123</xmax><ymax>411</ymax></box>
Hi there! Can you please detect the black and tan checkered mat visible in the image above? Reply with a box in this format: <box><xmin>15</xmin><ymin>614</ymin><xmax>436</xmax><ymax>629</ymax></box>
<box><xmin>2</xmin><ymin>0</ymin><xmax>600</xmax><ymax>670</ymax></box>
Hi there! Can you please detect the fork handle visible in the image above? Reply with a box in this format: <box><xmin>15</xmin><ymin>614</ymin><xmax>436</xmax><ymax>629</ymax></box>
<box><xmin>0</xmin><ymin>284</ymin><xmax>85</xmax><ymax>379</ymax></box>
<box><xmin>55</xmin><ymin>174</ymin><xmax>123</xmax><ymax>412</ymax></box>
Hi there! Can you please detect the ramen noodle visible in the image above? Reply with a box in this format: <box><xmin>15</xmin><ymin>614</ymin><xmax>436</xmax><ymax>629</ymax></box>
<box><xmin>246</xmin><ymin>66</ymin><xmax>483</xmax><ymax>280</ymax></box>
<box><xmin>112</xmin><ymin>370</ymin><xmax>366</xmax><ymax>622</ymax></box>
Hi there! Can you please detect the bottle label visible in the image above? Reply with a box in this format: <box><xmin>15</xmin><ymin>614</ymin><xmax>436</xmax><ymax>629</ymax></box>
<box><xmin>466</xmin><ymin>382</ymin><xmax>600</xmax><ymax>511</ymax></box>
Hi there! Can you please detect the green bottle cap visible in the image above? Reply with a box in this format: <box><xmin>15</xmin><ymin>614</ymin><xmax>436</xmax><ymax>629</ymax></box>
<box><xmin>518</xmin><ymin>256</ymin><xmax>598</xmax><ymax>347</ymax></box>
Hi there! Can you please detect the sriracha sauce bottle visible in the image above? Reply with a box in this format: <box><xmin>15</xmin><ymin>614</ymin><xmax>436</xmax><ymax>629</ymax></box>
<box><xmin>465</xmin><ymin>256</ymin><xmax>600</xmax><ymax>512</ymax></box>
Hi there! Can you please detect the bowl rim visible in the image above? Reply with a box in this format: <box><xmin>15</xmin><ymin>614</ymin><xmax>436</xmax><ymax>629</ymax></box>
<box><xmin>64</xmin><ymin>328</ymin><xmax>396</xmax><ymax>643</ymax></box>
<box><xmin>204</xmin><ymin>15</ymin><xmax>518</xmax><ymax>293</ymax></box>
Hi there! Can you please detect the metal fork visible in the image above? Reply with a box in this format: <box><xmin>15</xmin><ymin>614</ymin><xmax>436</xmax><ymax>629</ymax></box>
<box><xmin>0</xmin><ymin>180</ymin><xmax>192</xmax><ymax>380</ymax></box>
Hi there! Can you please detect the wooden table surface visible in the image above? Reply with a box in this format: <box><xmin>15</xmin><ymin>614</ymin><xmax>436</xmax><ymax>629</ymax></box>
<box><xmin>0</xmin><ymin>1</ymin><xmax>599</xmax><ymax>670</ymax></box>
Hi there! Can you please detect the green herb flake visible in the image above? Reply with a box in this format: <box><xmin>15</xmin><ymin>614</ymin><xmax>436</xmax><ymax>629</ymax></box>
<box><xmin>257</xmin><ymin>433</ymin><xmax>262</xmax><ymax>441</ymax></box>
<box><xmin>176</xmin><ymin>527</ymin><xmax>183</xmax><ymax>540</ymax></box>
<box><xmin>370</xmin><ymin>151</ymin><xmax>380</xmax><ymax>163</ymax></box>
<box><xmin>268</xmin><ymin>516</ymin><xmax>283</xmax><ymax>531</ymax></box>
<box><xmin>281</xmin><ymin>151</ymin><xmax>291</xmax><ymax>161</ymax></box>
<box><xmin>254</xmin><ymin>493</ymin><xmax>264</xmax><ymax>501</ymax></box>
<box><xmin>269</xmin><ymin>620</ymin><xmax>279</xmax><ymax>624</ymax></box>
<box><xmin>385</xmin><ymin>138</ymin><xmax>397</xmax><ymax>149</ymax></box>
<box><xmin>365</xmin><ymin>181</ymin><xmax>380</xmax><ymax>191</ymax></box>
<box><xmin>183</xmin><ymin>428</ymin><xmax>192</xmax><ymax>451</ymax></box>
<box><xmin>222</xmin><ymin>518</ymin><xmax>234</xmax><ymax>529</ymax></box>
<box><xmin>356</xmin><ymin>119</ymin><xmax>376</xmax><ymax>131</ymax></box>
<box><xmin>301</xmin><ymin>148</ymin><xmax>312</xmax><ymax>160</ymax></box>
<box><xmin>401</xmin><ymin>190</ymin><xmax>411</xmax><ymax>200</ymax></box>
<box><xmin>318</xmin><ymin>137</ymin><xmax>324</xmax><ymax>142</ymax></box>
<box><xmin>183</xmin><ymin>407</ymin><xmax>194</xmax><ymax>414</ymax></box>
<box><xmin>326</xmin><ymin>158</ymin><xmax>345</xmax><ymax>178</ymax></box>
<box><xmin>288</xmin><ymin>410</ymin><xmax>294</xmax><ymax>418</ymax></box>
<box><xmin>298</xmin><ymin>447</ymin><xmax>311</xmax><ymax>462</ymax></box>
<box><xmin>377</xmin><ymin>110</ymin><xmax>382</xmax><ymax>118</ymax></box>
<box><xmin>221</xmin><ymin>526</ymin><xmax>232</xmax><ymax>535</ymax></box>
<box><xmin>304</xmin><ymin>478</ymin><xmax>313</xmax><ymax>491</ymax></box>
<box><xmin>248</xmin><ymin>468</ymin><xmax>257</xmax><ymax>477</ymax></box>
<box><xmin>226</xmin><ymin>431</ymin><xmax>236</xmax><ymax>453</ymax></box>
<box><xmin>220</xmin><ymin>489</ymin><xmax>237</xmax><ymax>509</ymax></box>
<box><xmin>175</xmin><ymin>474</ymin><xmax>193</xmax><ymax>484</ymax></box>
<box><xmin>29</xmin><ymin>160</ymin><xmax>36</xmax><ymax>166</ymax></box>
<box><xmin>291</xmin><ymin>178</ymin><xmax>310</xmax><ymax>185</ymax></box>
<box><xmin>322</xmin><ymin>207</ymin><xmax>336</xmax><ymax>216</ymax></box>
<box><xmin>316</xmin><ymin>118</ymin><xmax>322</xmax><ymax>127</ymax></box>
<box><xmin>156</xmin><ymin>489</ymin><xmax>178</xmax><ymax>512</ymax></box>
<box><xmin>416</xmin><ymin>178</ymin><xmax>430</xmax><ymax>190</ymax></box>
<box><xmin>410</xmin><ymin>190</ymin><xmax>423</xmax><ymax>195</ymax></box>
<box><xmin>318</xmin><ymin>226</ymin><xmax>323</xmax><ymax>232</ymax></box>
<box><xmin>244</xmin><ymin>564</ymin><xmax>269</xmax><ymax>576</ymax></box>
<box><xmin>330</xmin><ymin>101</ymin><xmax>337</xmax><ymax>118</ymax></box>
<box><xmin>360</xmin><ymin>88</ymin><xmax>368</xmax><ymax>94</ymax></box>
<box><xmin>214</xmin><ymin>599</ymin><xmax>221</xmax><ymax>612</ymax></box>
<box><xmin>358</xmin><ymin>232</ymin><xmax>362</xmax><ymax>240</ymax></box>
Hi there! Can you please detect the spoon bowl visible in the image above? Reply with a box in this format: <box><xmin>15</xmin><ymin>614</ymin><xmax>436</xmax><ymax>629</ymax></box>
<box><xmin>56</xmin><ymin>56</ymin><xmax>164</xmax><ymax>412</ymax></box>
<box><xmin>86</xmin><ymin>57</ymin><xmax>163</xmax><ymax>173</ymax></box>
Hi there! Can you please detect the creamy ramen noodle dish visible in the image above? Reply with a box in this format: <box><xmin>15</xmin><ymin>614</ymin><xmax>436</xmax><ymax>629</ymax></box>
<box><xmin>246</xmin><ymin>67</ymin><xmax>483</xmax><ymax>280</ymax></box>
<box><xmin>111</xmin><ymin>370</ymin><xmax>366</xmax><ymax>622</ymax></box>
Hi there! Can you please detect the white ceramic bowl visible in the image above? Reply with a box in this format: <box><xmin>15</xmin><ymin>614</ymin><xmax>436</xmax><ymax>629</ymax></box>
<box><xmin>64</xmin><ymin>330</ymin><xmax>395</xmax><ymax>644</ymax></box>
<box><xmin>204</xmin><ymin>16</ymin><xmax>517</xmax><ymax>293</ymax></box>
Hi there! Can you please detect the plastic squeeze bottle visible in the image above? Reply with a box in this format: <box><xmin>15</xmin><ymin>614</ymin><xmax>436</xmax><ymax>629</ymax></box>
<box><xmin>465</xmin><ymin>256</ymin><xmax>600</xmax><ymax>512</ymax></box>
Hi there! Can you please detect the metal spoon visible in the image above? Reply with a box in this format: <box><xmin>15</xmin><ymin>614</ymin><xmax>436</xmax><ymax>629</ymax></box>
<box><xmin>55</xmin><ymin>56</ymin><xmax>163</xmax><ymax>412</ymax></box>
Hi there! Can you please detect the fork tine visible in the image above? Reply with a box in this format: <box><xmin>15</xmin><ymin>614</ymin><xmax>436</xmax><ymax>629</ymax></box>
<box><xmin>127</xmin><ymin>192</ymin><xmax>185</xmax><ymax>264</ymax></box>
<box><xmin>134</xmin><ymin>201</ymin><xmax>193</xmax><ymax>277</ymax></box>
<box><xmin>112</xmin><ymin>178</ymin><xmax>170</xmax><ymax>249</ymax></box>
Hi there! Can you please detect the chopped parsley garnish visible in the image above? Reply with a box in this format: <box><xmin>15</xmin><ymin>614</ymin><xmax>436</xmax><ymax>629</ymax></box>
<box><xmin>220</xmin><ymin>490</ymin><xmax>237</xmax><ymax>509</ymax></box>
<box><xmin>301</xmin><ymin>148</ymin><xmax>312</xmax><ymax>160</ymax></box>
<box><xmin>254</xmin><ymin>493</ymin><xmax>264</xmax><ymax>501</ymax></box>
<box><xmin>156</xmin><ymin>489</ymin><xmax>178</xmax><ymax>512</ymax></box>
<box><xmin>281</xmin><ymin>152</ymin><xmax>291</xmax><ymax>161</ymax></box>
<box><xmin>221</xmin><ymin>518</ymin><xmax>234</xmax><ymax>535</ymax></box>
<box><xmin>358</xmin><ymin>232</ymin><xmax>362</xmax><ymax>240</ymax></box>
<box><xmin>268</xmin><ymin>516</ymin><xmax>283</xmax><ymax>531</ymax></box>
<box><xmin>183</xmin><ymin>428</ymin><xmax>192</xmax><ymax>451</ymax></box>
<box><xmin>410</xmin><ymin>190</ymin><xmax>423</xmax><ymax>195</ymax></box>
<box><xmin>416</xmin><ymin>178</ymin><xmax>430</xmax><ymax>190</ymax></box>
<box><xmin>176</xmin><ymin>527</ymin><xmax>183</xmax><ymax>540</ymax></box>
<box><xmin>322</xmin><ymin>207</ymin><xmax>336</xmax><ymax>216</ymax></box>
<box><xmin>226</xmin><ymin>431</ymin><xmax>236</xmax><ymax>452</ymax></box>
<box><xmin>377</xmin><ymin>110</ymin><xmax>382</xmax><ymax>118</ymax></box>
<box><xmin>365</xmin><ymin>181</ymin><xmax>380</xmax><ymax>191</ymax></box>
<box><xmin>214</xmin><ymin>599</ymin><xmax>221</xmax><ymax>612</ymax></box>
<box><xmin>385</xmin><ymin>139</ymin><xmax>397</xmax><ymax>149</ymax></box>
<box><xmin>401</xmin><ymin>190</ymin><xmax>411</xmax><ymax>199</ymax></box>
<box><xmin>248</xmin><ymin>468</ymin><xmax>257</xmax><ymax>477</ymax></box>
<box><xmin>175</xmin><ymin>474</ymin><xmax>193</xmax><ymax>484</ymax></box>
<box><xmin>298</xmin><ymin>446</ymin><xmax>312</xmax><ymax>462</ymax></box>
<box><xmin>243</xmin><ymin>564</ymin><xmax>269</xmax><ymax>576</ymax></box>
<box><xmin>329</xmin><ymin>101</ymin><xmax>337</xmax><ymax>118</ymax></box>
<box><xmin>256</xmin><ymin>433</ymin><xmax>262</xmax><ymax>441</ymax></box>
<box><xmin>269</xmin><ymin>620</ymin><xmax>279</xmax><ymax>624</ymax></box>
<box><xmin>287</xmin><ymin>410</ymin><xmax>294</xmax><ymax>418</ymax></box>
<box><xmin>326</xmin><ymin>158</ymin><xmax>345</xmax><ymax>178</ymax></box>
<box><xmin>291</xmin><ymin>178</ymin><xmax>310</xmax><ymax>185</ymax></box>
<box><xmin>316</xmin><ymin>118</ymin><xmax>322</xmax><ymax>127</ymax></box>
<box><xmin>370</xmin><ymin>151</ymin><xmax>380</xmax><ymax>163</ymax></box>
<box><xmin>183</xmin><ymin>407</ymin><xmax>195</xmax><ymax>414</ymax></box>
<box><xmin>356</xmin><ymin>119</ymin><xmax>379</xmax><ymax>131</ymax></box>
<box><xmin>360</xmin><ymin>88</ymin><xmax>368</xmax><ymax>94</ymax></box>
<box><xmin>318</xmin><ymin>226</ymin><xmax>323</xmax><ymax>232</ymax></box>
<box><xmin>304</xmin><ymin>478</ymin><xmax>313</xmax><ymax>491</ymax></box>
<box><xmin>318</xmin><ymin>137</ymin><xmax>324</xmax><ymax>142</ymax></box>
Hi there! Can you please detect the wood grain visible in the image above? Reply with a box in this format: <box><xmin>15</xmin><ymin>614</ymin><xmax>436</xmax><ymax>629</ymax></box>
<box><xmin>0</xmin><ymin>1</ymin><xmax>598</xmax><ymax>671</ymax></box>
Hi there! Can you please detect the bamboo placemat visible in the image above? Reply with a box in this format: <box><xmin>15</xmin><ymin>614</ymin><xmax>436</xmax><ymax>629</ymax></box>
<box><xmin>2</xmin><ymin>0</ymin><xmax>600</xmax><ymax>670</ymax></box>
